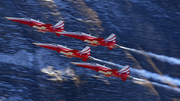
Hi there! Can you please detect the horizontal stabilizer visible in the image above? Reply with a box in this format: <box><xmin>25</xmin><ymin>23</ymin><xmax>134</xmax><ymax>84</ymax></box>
<box><xmin>107</xmin><ymin>47</ymin><xmax>113</xmax><ymax>50</ymax></box>
<box><xmin>121</xmin><ymin>77</ymin><xmax>127</xmax><ymax>81</ymax></box>
<box><xmin>82</xmin><ymin>58</ymin><xmax>88</xmax><ymax>62</ymax></box>
<box><xmin>55</xmin><ymin>33</ymin><xmax>61</xmax><ymax>36</ymax></box>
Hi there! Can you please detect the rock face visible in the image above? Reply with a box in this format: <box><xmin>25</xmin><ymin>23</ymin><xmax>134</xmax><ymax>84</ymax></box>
<box><xmin>0</xmin><ymin>0</ymin><xmax>180</xmax><ymax>101</ymax></box>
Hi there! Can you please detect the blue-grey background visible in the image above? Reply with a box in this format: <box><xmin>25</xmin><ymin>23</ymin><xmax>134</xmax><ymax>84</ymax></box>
<box><xmin>0</xmin><ymin>0</ymin><xmax>180</xmax><ymax>101</ymax></box>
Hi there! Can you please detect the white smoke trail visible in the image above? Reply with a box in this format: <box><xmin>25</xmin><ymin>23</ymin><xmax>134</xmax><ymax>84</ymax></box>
<box><xmin>91</xmin><ymin>56</ymin><xmax>180</xmax><ymax>92</ymax></box>
<box><xmin>151</xmin><ymin>82</ymin><xmax>180</xmax><ymax>92</ymax></box>
<box><xmin>89</xmin><ymin>56</ymin><xmax>124</xmax><ymax>68</ymax></box>
<box><xmin>133</xmin><ymin>78</ymin><xmax>180</xmax><ymax>92</ymax></box>
<box><xmin>116</xmin><ymin>45</ymin><xmax>180</xmax><ymax>65</ymax></box>
<box><xmin>131</xmin><ymin>68</ymin><xmax>180</xmax><ymax>87</ymax></box>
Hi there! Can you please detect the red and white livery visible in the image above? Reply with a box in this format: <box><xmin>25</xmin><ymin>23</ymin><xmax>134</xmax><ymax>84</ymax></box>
<box><xmin>71</xmin><ymin>62</ymin><xmax>133</xmax><ymax>81</ymax></box>
<box><xmin>56</xmin><ymin>31</ymin><xmax>118</xmax><ymax>50</ymax></box>
<box><xmin>5</xmin><ymin>17</ymin><xmax>64</xmax><ymax>34</ymax></box>
<box><xmin>33</xmin><ymin>43</ymin><xmax>91</xmax><ymax>62</ymax></box>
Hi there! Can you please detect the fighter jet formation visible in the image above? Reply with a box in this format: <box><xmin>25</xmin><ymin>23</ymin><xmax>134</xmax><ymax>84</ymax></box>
<box><xmin>5</xmin><ymin>17</ymin><xmax>133</xmax><ymax>81</ymax></box>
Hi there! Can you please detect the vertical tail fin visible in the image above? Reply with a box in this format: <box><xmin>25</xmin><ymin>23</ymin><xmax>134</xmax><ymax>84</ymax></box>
<box><xmin>119</xmin><ymin>65</ymin><xmax>130</xmax><ymax>81</ymax></box>
<box><xmin>80</xmin><ymin>46</ymin><xmax>91</xmax><ymax>56</ymax></box>
<box><xmin>105</xmin><ymin>34</ymin><xmax>116</xmax><ymax>44</ymax></box>
<box><xmin>105</xmin><ymin>34</ymin><xmax>116</xmax><ymax>50</ymax></box>
<box><xmin>119</xmin><ymin>65</ymin><xmax>130</xmax><ymax>76</ymax></box>
<box><xmin>54</xmin><ymin>20</ymin><xmax>64</xmax><ymax>31</ymax></box>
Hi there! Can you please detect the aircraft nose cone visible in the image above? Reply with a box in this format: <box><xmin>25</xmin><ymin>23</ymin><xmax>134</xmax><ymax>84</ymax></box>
<box><xmin>4</xmin><ymin>17</ymin><xmax>12</xmax><ymax>20</ymax></box>
<box><xmin>71</xmin><ymin>62</ymin><xmax>80</xmax><ymax>65</ymax></box>
<box><xmin>56</xmin><ymin>32</ymin><xmax>64</xmax><ymax>34</ymax></box>
<box><xmin>33</xmin><ymin>43</ymin><xmax>41</xmax><ymax>46</ymax></box>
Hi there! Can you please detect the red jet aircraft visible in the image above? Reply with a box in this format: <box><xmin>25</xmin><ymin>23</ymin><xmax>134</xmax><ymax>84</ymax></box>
<box><xmin>71</xmin><ymin>62</ymin><xmax>133</xmax><ymax>81</ymax></box>
<box><xmin>56</xmin><ymin>32</ymin><xmax>119</xmax><ymax>50</ymax></box>
<box><xmin>33</xmin><ymin>43</ymin><xmax>92</xmax><ymax>62</ymax></box>
<box><xmin>5</xmin><ymin>17</ymin><xmax>64</xmax><ymax>34</ymax></box>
